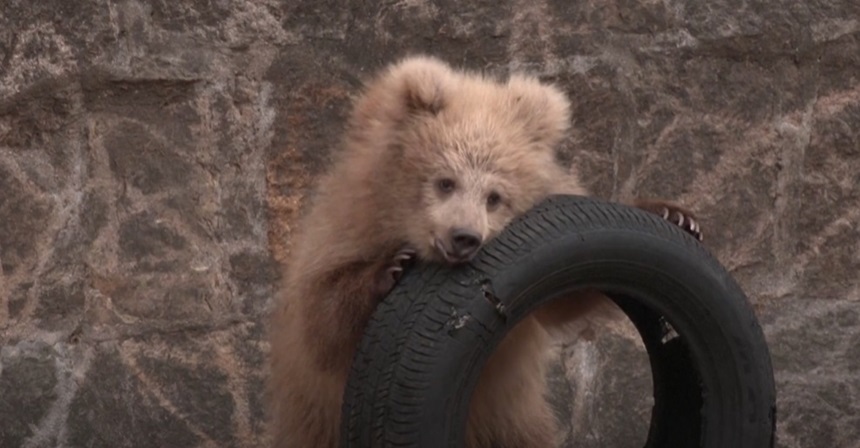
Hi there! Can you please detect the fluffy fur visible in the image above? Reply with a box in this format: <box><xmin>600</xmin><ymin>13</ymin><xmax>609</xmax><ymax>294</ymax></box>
<box><xmin>267</xmin><ymin>55</ymin><xmax>701</xmax><ymax>448</ymax></box>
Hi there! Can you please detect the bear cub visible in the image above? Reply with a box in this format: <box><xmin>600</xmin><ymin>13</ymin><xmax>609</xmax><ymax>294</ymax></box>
<box><xmin>267</xmin><ymin>55</ymin><xmax>701</xmax><ymax>448</ymax></box>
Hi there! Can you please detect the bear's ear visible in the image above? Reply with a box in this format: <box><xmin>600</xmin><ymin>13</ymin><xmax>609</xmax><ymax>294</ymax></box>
<box><xmin>389</xmin><ymin>55</ymin><xmax>451</xmax><ymax>115</ymax></box>
<box><xmin>506</xmin><ymin>75</ymin><xmax>572</xmax><ymax>149</ymax></box>
<box><xmin>347</xmin><ymin>55</ymin><xmax>453</xmax><ymax>138</ymax></box>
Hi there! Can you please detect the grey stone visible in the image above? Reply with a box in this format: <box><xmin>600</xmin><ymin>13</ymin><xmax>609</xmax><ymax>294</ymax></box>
<box><xmin>35</xmin><ymin>281</ymin><xmax>85</xmax><ymax>331</ymax></box>
<box><xmin>119</xmin><ymin>211</ymin><xmax>188</xmax><ymax>261</ymax></box>
<box><xmin>0</xmin><ymin>343</ymin><xmax>57</xmax><ymax>447</ymax></box>
<box><xmin>67</xmin><ymin>349</ymin><xmax>202</xmax><ymax>448</ymax></box>
<box><xmin>0</xmin><ymin>165</ymin><xmax>52</xmax><ymax>275</ymax></box>
<box><xmin>550</xmin><ymin>324</ymin><xmax>653</xmax><ymax>447</ymax></box>
<box><xmin>105</xmin><ymin>121</ymin><xmax>194</xmax><ymax>196</ymax></box>
<box><xmin>136</xmin><ymin>353</ymin><xmax>236</xmax><ymax>446</ymax></box>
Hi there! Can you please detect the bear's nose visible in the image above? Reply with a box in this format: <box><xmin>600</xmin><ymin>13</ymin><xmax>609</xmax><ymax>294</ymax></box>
<box><xmin>449</xmin><ymin>228</ymin><xmax>482</xmax><ymax>259</ymax></box>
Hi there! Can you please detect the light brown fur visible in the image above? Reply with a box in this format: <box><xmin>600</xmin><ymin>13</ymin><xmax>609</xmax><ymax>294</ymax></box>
<box><xmin>268</xmin><ymin>55</ymin><xmax>700</xmax><ymax>448</ymax></box>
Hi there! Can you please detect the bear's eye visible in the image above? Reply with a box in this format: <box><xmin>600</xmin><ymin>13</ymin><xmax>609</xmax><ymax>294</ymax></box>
<box><xmin>486</xmin><ymin>191</ymin><xmax>502</xmax><ymax>208</ymax></box>
<box><xmin>436</xmin><ymin>178</ymin><xmax>456</xmax><ymax>194</ymax></box>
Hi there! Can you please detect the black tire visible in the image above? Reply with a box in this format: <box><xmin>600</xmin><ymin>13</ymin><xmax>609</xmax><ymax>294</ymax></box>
<box><xmin>341</xmin><ymin>195</ymin><xmax>777</xmax><ymax>448</ymax></box>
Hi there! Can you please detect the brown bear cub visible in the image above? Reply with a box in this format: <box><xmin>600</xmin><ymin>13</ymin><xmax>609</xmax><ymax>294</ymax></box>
<box><xmin>267</xmin><ymin>55</ymin><xmax>702</xmax><ymax>448</ymax></box>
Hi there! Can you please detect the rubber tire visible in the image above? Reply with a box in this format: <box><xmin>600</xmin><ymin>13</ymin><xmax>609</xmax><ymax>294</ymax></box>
<box><xmin>341</xmin><ymin>194</ymin><xmax>777</xmax><ymax>448</ymax></box>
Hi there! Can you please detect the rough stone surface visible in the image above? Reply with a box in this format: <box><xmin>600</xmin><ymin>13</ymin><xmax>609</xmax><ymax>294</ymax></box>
<box><xmin>0</xmin><ymin>1</ymin><xmax>858</xmax><ymax>447</ymax></box>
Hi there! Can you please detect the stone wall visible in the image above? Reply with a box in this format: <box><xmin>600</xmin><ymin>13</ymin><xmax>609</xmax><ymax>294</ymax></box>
<box><xmin>1</xmin><ymin>1</ymin><xmax>858</xmax><ymax>447</ymax></box>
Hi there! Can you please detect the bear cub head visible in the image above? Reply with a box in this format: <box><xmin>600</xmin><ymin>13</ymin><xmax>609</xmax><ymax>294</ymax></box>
<box><xmin>346</xmin><ymin>55</ymin><xmax>579</xmax><ymax>264</ymax></box>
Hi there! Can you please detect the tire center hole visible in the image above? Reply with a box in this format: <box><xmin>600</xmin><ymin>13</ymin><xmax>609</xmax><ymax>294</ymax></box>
<box><xmin>546</xmin><ymin>299</ymin><xmax>654</xmax><ymax>448</ymax></box>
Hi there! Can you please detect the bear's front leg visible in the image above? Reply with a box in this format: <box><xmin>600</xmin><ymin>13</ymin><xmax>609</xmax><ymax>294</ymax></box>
<box><xmin>304</xmin><ymin>245</ymin><xmax>418</xmax><ymax>374</ymax></box>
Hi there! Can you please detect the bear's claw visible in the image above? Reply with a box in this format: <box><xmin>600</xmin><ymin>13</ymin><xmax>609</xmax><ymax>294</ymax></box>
<box><xmin>377</xmin><ymin>247</ymin><xmax>417</xmax><ymax>296</ymax></box>
<box><xmin>388</xmin><ymin>247</ymin><xmax>417</xmax><ymax>280</ymax></box>
<box><xmin>660</xmin><ymin>205</ymin><xmax>702</xmax><ymax>241</ymax></box>
<box><xmin>635</xmin><ymin>199</ymin><xmax>703</xmax><ymax>242</ymax></box>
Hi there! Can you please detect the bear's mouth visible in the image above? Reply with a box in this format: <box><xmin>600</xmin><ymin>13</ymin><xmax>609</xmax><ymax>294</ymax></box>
<box><xmin>433</xmin><ymin>238</ymin><xmax>474</xmax><ymax>265</ymax></box>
